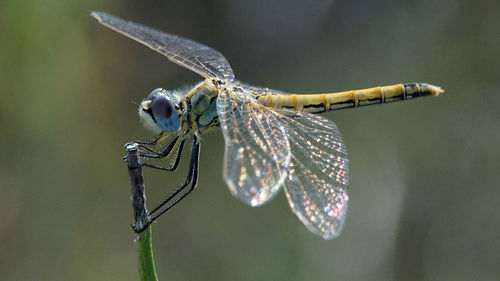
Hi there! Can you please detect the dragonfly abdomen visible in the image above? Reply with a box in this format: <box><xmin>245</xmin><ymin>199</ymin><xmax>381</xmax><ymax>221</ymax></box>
<box><xmin>257</xmin><ymin>83</ymin><xmax>443</xmax><ymax>113</ymax></box>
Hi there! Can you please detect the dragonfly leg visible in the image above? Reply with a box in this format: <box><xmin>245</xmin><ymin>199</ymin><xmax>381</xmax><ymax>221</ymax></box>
<box><xmin>124</xmin><ymin>136</ymin><xmax>184</xmax><ymax>171</ymax></box>
<box><xmin>123</xmin><ymin>135</ymin><xmax>171</xmax><ymax>159</ymax></box>
<box><xmin>133</xmin><ymin>135</ymin><xmax>162</xmax><ymax>146</ymax></box>
<box><xmin>139</xmin><ymin>136</ymin><xmax>182</xmax><ymax>158</ymax></box>
<box><xmin>132</xmin><ymin>136</ymin><xmax>200</xmax><ymax>233</ymax></box>
<box><xmin>139</xmin><ymin>139</ymin><xmax>185</xmax><ymax>172</ymax></box>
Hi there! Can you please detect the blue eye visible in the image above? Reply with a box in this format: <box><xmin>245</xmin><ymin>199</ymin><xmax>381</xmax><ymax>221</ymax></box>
<box><xmin>147</xmin><ymin>88</ymin><xmax>164</xmax><ymax>101</ymax></box>
<box><xmin>151</xmin><ymin>95</ymin><xmax>180</xmax><ymax>132</ymax></box>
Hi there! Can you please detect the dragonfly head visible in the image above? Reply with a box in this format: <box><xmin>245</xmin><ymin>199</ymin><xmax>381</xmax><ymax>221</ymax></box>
<box><xmin>139</xmin><ymin>88</ymin><xmax>183</xmax><ymax>135</ymax></box>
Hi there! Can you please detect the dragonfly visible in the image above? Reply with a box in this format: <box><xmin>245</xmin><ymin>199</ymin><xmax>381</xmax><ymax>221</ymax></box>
<box><xmin>92</xmin><ymin>12</ymin><xmax>443</xmax><ymax>239</ymax></box>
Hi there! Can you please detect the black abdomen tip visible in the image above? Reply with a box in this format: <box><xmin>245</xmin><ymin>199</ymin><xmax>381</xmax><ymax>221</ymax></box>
<box><xmin>404</xmin><ymin>82</ymin><xmax>444</xmax><ymax>99</ymax></box>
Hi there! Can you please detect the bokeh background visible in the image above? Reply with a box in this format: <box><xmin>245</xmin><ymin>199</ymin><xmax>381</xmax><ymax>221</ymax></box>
<box><xmin>1</xmin><ymin>0</ymin><xmax>499</xmax><ymax>280</ymax></box>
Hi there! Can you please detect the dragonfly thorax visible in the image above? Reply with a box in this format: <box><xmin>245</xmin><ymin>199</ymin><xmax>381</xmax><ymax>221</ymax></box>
<box><xmin>138</xmin><ymin>81</ymin><xmax>220</xmax><ymax>137</ymax></box>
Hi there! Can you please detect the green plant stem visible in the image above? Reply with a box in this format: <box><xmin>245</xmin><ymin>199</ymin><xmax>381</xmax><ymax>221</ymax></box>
<box><xmin>135</xmin><ymin>224</ymin><xmax>158</xmax><ymax>281</ymax></box>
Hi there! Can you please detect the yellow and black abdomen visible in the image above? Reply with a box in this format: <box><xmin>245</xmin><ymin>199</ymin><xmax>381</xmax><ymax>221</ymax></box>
<box><xmin>257</xmin><ymin>83</ymin><xmax>444</xmax><ymax>113</ymax></box>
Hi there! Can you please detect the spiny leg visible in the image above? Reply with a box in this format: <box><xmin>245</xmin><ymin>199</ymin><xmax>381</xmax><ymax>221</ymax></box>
<box><xmin>123</xmin><ymin>135</ymin><xmax>174</xmax><ymax>162</ymax></box>
<box><xmin>149</xmin><ymin>139</ymin><xmax>200</xmax><ymax>221</ymax></box>
<box><xmin>139</xmin><ymin>135</ymin><xmax>180</xmax><ymax>158</ymax></box>
<box><xmin>138</xmin><ymin>134</ymin><xmax>189</xmax><ymax>171</ymax></box>
<box><xmin>125</xmin><ymin>135</ymin><xmax>163</xmax><ymax>146</ymax></box>
<box><xmin>133</xmin><ymin>136</ymin><xmax>200</xmax><ymax>233</ymax></box>
<box><xmin>135</xmin><ymin>135</ymin><xmax>163</xmax><ymax>146</ymax></box>
<box><xmin>148</xmin><ymin>137</ymin><xmax>200</xmax><ymax>216</ymax></box>
<box><xmin>140</xmin><ymin>140</ymin><xmax>184</xmax><ymax>171</ymax></box>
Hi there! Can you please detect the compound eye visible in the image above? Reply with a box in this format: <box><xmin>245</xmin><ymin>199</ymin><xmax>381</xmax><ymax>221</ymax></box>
<box><xmin>152</xmin><ymin>95</ymin><xmax>173</xmax><ymax>119</ymax></box>
<box><xmin>147</xmin><ymin>88</ymin><xmax>165</xmax><ymax>101</ymax></box>
<box><xmin>151</xmin><ymin>95</ymin><xmax>180</xmax><ymax>132</ymax></box>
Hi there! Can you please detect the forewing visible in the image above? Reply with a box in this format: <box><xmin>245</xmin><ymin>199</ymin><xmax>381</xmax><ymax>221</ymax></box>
<box><xmin>91</xmin><ymin>12</ymin><xmax>235</xmax><ymax>81</ymax></box>
<box><xmin>279</xmin><ymin>111</ymin><xmax>350</xmax><ymax>239</ymax></box>
<box><xmin>217</xmin><ymin>88</ymin><xmax>291</xmax><ymax>206</ymax></box>
<box><xmin>231</xmin><ymin>80</ymin><xmax>288</xmax><ymax>95</ymax></box>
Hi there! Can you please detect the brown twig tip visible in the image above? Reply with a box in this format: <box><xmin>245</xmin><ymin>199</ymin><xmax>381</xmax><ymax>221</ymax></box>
<box><xmin>124</xmin><ymin>142</ymin><xmax>159</xmax><ymax>281</ymax></box>
<box><xmin>125</xmin><ymin>143</ymin><xmax>148</xmax><ymax>228</ymax></box>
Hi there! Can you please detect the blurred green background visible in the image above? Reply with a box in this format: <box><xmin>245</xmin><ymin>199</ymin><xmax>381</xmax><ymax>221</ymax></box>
<box><xmin>1</xmin><ymin>0</ymin><xmax>499</xmax><ymax>280</ymax></box>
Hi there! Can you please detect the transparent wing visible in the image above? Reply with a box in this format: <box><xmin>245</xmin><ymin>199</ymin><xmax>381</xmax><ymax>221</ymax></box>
<box><xmin>278</xmin><ymin>111</ymin><xmax>349</xmax><ymax>239</ymax></box>
<box><xmin>218</xmin><ymin>85</ymin><xmax>349</xmax><ymax>239</ymax></box>
<box><xmin>230</xmin><ymin>80</ymin><xmax>288</xmax><ymax>96</ymax></box>
<box><xmin>216</xmin><ymin>88</ymin><xmax>291</xmax><ymax>206</ymax></box>
<box><xmin>91</xmin><ymin>12</ymin><xmax>235</xmax><ymax>81</ymax></box>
